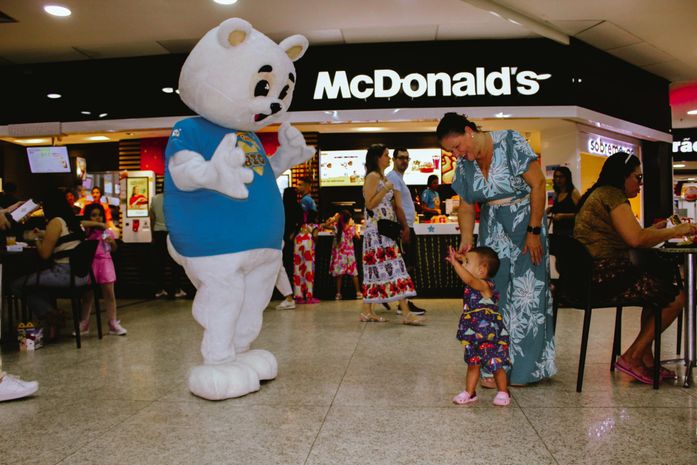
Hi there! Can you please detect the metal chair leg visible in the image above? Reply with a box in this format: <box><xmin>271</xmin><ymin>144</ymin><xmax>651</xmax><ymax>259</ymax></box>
<box><xmin>611</xmin><ymin>306</ymin><xmax>623</xmax><ymax>371</ymax></box>
<box><xmin>653</xmin><ymin>306</ymin><xmax>661</xmax><ymax>389</ymax></box>
<box><xmin>676</xmin><ymin>311</ymin><xmax>683</xmax><ymax>356</ymax></box>
<box><xmin>577</xmin><ymin>306</ymin><xmax>593</xmax><ymax>392</ymax></box>
<box><xmin>72</xmin><ymin>297</ymin><xmax>81</xmax><ymax>349</ymax></box>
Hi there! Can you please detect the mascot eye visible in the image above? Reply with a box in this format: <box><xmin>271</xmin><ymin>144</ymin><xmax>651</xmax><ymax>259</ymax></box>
<box><xmin>254</xmin><ymin>80</ymin><xmax>270</xmax><ymax>97</ymax></box>
<box><xmin>279</xmin><ymin>85</ymin><xmax>290</xmax><ymax>100</ymax></box>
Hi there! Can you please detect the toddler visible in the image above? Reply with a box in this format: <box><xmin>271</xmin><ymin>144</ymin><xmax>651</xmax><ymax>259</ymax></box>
<box><xmin>445</xmin><ymin>246</ymin><xmax>510</xmax><ymax>406</ymax></box>
<box><xmin>330</xmin><ymin>209</ymin><xmax>362</xmax><ymax>300</ymax></box>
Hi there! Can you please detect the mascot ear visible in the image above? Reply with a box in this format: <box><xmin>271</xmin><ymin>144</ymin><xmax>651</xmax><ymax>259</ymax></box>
<box><xmin>279</xmin><ymin>35</ymin><xmax>309</xmax><ymax>62</ymax></box>
<box><xmin>217</xmin><ymin>18</ymin><xmax>253</xmax><ymax>48</ymax></box>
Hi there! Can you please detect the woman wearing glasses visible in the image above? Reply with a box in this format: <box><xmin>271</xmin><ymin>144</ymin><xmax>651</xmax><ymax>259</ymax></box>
<box><xmin>574</xmin><ymin>151</ymin><xmax>697</xmax><ymax>384</ymax></box>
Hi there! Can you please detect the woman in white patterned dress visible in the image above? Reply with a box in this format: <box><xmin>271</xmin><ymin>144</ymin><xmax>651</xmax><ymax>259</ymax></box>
<box><xmin>360</xmin><ymin>144</ymin><xmax>424</xmax><ymax>325</ymax></box>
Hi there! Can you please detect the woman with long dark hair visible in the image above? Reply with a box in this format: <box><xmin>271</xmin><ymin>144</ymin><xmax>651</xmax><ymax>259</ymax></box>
<box><xmin>437</xmin><ymin>112</ymin><xmax>555</xmax><ymax>386</ymax></box>
<box><xmin>275</xmin><ymin>187</ymin><xmax>303</xmax><ymax>310</ymax></box>
<box><xmin>548</xmin><ymin>166</ymin><xmax>580</xmax><ymax>236</ymax></box>
<box><xmin>360</xmin><ymin>144</ymin><xmax>423</xmax><ymax>325</ymax></box>
<box><xmin>574</xmin><ymin>152</ymin><xmax>697</xmax><ymax>384</ymax></box>
<box><xmin>12</xmin><ymin>188</ymin><xmax>86</xmax><ymax>340</ymax></box>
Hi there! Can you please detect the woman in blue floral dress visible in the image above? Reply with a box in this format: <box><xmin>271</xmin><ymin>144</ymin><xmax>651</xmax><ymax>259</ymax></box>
<box><xmin>436</xmin><ymin>113</ymin><xmax>556</xmax><ymax>386</ymax></box>
<box><xmin>360</xmin><ymin>144</ymin><xmax>423</xmax><ymax>325</ymax></box>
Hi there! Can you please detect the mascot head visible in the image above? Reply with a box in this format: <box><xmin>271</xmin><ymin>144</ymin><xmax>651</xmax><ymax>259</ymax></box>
<box><xmin>179</xmin><ymin>18</ymin><xmax>308</xmax><ymax>132</ymax></box>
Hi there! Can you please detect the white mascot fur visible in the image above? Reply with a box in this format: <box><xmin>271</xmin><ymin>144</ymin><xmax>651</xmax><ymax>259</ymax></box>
<box><xmin>164</xmin><ymin>18</ymin><xmax>314</xmax><ymax>400</ymax></box>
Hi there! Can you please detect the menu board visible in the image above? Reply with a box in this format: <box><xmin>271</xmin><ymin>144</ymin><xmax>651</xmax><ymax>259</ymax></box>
<box><xmin>319</xmin><ymin>150</ymin><xmax>366</xmax><ymax>187</ymax></box>
<box><xmin>26</xmin><ymin>146</ymin><xmax>71</xmax><ymax>173</ymax></box>
<box><xmin>388</xmin><ymin>148</ymin><xmax>442</xmax><ymax>185</ymax></box>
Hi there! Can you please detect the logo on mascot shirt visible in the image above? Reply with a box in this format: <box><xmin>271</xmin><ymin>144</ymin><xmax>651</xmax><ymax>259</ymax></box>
<box><xmin>238</xmin><ymin>132</ymin><xmax>267</xmax><ymax>176</ymax></box>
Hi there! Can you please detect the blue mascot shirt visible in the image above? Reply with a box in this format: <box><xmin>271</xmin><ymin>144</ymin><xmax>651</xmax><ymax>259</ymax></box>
<box><xmin>164</xmin><ymin>117</ymin><xmax>283</xmax><ymax>257</ymax></box>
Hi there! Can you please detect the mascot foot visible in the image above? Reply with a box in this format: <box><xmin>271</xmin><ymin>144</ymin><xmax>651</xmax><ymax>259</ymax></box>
<box><xmin>188</xmin><ymin>362</ymin><xmax>260</xmax><ymax>400</ymax></box>
<box><xmin>237</xmin><ymin>349</ymin><xmax>278</xmax><ymax>381</ymax></box>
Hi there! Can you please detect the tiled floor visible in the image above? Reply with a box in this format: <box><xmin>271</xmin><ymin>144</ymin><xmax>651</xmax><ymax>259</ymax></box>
<box><xmin>1</xmin><ymin>298</ymin><xmax>696</xmax><ymax>465</ymax></box>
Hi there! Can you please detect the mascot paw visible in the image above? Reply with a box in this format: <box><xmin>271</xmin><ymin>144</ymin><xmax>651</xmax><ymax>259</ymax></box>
<box><xmin>188</xmin><ymin>362</ymin><xmax>260</xmax><ymax>400</ymax></box>
<box><xmin>237</xmin><ymin>349</ymin><xmax>278</xmax><ymax>381</ymax></box>
<box><xmin>278</xmin><ymin>122</ymin><xmax>315</xmax><ymax>164</ymax></box>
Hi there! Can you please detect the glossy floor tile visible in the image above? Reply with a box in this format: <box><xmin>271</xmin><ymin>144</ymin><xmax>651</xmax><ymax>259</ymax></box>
<box><xmin>1</xmin><ymin>298</ymin><xmax>694</xmax><ymax>464</ymax></box>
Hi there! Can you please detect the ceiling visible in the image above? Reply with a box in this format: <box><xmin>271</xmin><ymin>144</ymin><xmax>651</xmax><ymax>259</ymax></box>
<box><xmin>1</xmin><ymin>0</ymin><xmax>696</xmax><ymax>128</ymax></box>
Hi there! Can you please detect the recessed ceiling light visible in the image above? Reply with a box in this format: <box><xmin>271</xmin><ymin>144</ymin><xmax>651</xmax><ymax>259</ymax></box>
<box><xmin>213</xmin><ymin>0</ymin><xmax>239</xmax><ymax>4</ymax></box>
<box><xmin>47</xmin><ymin>93</ymin><xmax>62</xmax><ymax>99</ymax></box>
<box><xmin>175</xmin><ymin>89</ymin><xmax>180</xmax><ymax>94</ymax></box>
<box><xmin>162</xmin><ymin>87</ymin><xmax>174</xmax><ymax>93</ymax></box>
<box><xmin>688</xmin><ymin>109</ymin><xmax>697</xmax><ymax>115</ymax></box>
<box><xmin>87</xmin><ymin>136</ymin><xmax>110</xmax><ymax>141</ymax></box>
<box><xmin>81</xmin><ymin>110</ymin><xmax>91</xmax><ymax>115</ymax></box>
<box><xmin>99</xmin><ymin>113</ymin><xmax>108</xmax><ymax>118</ymax></box>
<box><xmin>17</xmin><ymin>138</ymin><xmax>48</xmax><ymax>144</ymax></box>
<box><xmin>674</xmin><ymin>164</ymin><xmax>686</xmax><ymax>168</ymax></box>
<box><xmin>355</xmin><ymin>127</ymin><xmax>382</xmax><ymax>132</ymax></box>
<box><xmin>495</xmin><ymin>112</ymin><xmax>511</xmax><ymax>118</ymax></box>
<box><xmin>44</xmin><ymin>5</ymin><xmax>71</xmax><ymax>17</ymax></box>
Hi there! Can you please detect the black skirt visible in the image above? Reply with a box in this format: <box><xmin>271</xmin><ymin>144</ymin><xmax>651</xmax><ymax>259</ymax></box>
<box><xmin>592</xmin><ymin>253</ymin><xmax>680</xmax><ymax>309</ymax></box>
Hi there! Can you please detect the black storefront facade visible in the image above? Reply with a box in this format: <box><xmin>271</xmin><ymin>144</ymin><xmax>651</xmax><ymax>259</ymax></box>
<box><xmin>0</xmin><ymin>37</ymin><xmax>675</xmax><ymax>297</ymax></box>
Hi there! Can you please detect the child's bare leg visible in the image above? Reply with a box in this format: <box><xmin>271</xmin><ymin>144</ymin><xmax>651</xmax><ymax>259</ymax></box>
<box><xmin>493</xmin><ymin>368</ymin><xmax>509</xmax><ymax>394</ymax></box>
<box><xmin>352</xmin><ymin>276</ymin><xmax>361</xmax><ymax>294</ymax></box>
<box><xmin>466</xmin><ymin>365</ymin><xmax>481</xmax><ymax>395</ymax></box>
<box><xmin>335</xmin><ymin>276</ymin><xmax>342</xmax><ymax>295</ymax></box>
<box><xmin>80</xmin><ymin>290</ymin><xmax>94</xmax><ymax>322</ymax></box>
<box><xmin>101</xmin><ymin>283</ymin><xmax>117</xmax><ymax>321</ymax></box>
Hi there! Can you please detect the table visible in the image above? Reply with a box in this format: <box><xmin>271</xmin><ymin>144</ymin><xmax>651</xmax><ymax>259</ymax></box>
<box><xmin>656</xmin><ymin>245</ymin><xmax>697</xmax><ymax>387</ymax></box>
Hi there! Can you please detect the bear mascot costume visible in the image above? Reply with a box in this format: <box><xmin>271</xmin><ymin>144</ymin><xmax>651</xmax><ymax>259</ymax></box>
<box><xmin>164</xmin><ymin>18</ymin><xmax>314</xmax><ymax>400</ymax></box>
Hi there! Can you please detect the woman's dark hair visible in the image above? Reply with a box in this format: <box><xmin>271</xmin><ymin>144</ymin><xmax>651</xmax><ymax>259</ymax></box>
<box><xmin>553</xmin><ymin>166</ymin><xmax>575</xmax><ymax>195</ymax></box>
<box><xmin>335</xmin><ymin>209</ymin><xmax>352</xmax><ymax>242</ymax></box>
<box><xmin>427</xmin><ymin>174</ymin><xmax>439</xmax><ymax>186</ymax></box>
<box><xmin>83</xmin><ymin>202</ymin><xmax>106</xmax><ymax>229</ymax></box>
<box><xmin>303</xmin><ymin>209</ymin><xmax>319</xmax><ymax>225</ymax></box>
<box><xmin>364</xmin><ymin>143</ymin><xmax>387</xmax><ymax>176</ymax></box>
<box><xmin>91</xmin><ymin>186</ymin><xmax>102</xmax><ymax>195</ymax></box>
<box><xmin>577</xmin><ymin>151</ymin><xmax>641</xmax><ymax>210</ymax></box>
<box><xmin>283</xmin><ymin>187</ymin><xmax>302</xmax><ymax>235</ymax></box>
<box><xmin>41</xmin><ymin>188</ymin><xmax>83</xmax><ymax>236</ymax></box>
<box><xmin>436</xmin><ymin>112</ymin><xmax>479</xmax><ymax>141</ymax></box>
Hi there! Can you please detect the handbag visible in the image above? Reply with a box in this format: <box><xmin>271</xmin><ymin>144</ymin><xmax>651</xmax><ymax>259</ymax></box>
<box><xmin>367</xmin><ymin>209</ymin><xmax>402</xmax><ymax>241</ymax></box>
<box><xmin>377</xmin><ymin>219</ymin><xmax>402</xmax><ymax>242</ymax></box>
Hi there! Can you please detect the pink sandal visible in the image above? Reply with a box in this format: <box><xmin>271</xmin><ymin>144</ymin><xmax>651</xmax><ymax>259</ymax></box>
<box><xmin>493</xmin><ymin>391</ymin><xmax>511</xmax><ymax>406</ymax></box>
<box><xmin>452</xmin><ymin>391</ymin><xmax>478</xmax><ymax>405</ymax></box>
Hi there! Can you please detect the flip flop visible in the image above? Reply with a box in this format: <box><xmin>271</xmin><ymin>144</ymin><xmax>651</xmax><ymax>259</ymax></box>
<box><xmin>660</xmin><ymin>366</ymin><xmax>677</xmax><ymax>380</ymax></box>
<box><xmin>359</xmin><ymin>313</ymin><xmax>388</xmax><ymax>323</ymax></box>
<box><xmin>401</xmin><ymin>315</ymin><xmax>426</xmax><ymax>326</ymax></box>
<box><xmin>615</xmin><ymin>358</ymin><xmax>652</xmax><ymax>385</ymax></box>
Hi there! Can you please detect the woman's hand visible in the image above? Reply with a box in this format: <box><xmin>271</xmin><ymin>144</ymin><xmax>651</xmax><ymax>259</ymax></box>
<box><xmin>652</xmin><ymin>219</ymin><xmax>668</xmax><ymax>229</ymax></box>
<box><xmin>674</xmin><ymin>223</ymin><xmax>697</xmax><ymax>238</ymax></box>
<box><xmin>523</xmin><ymin>233</ymin><xmax>543</xmax><ymax>265</ymax></box>
<box><xmin>383</xmin><ymin>180</ymin><xmax>394</xmax><ymax>192</ymax></box>
<box><xmin>457</xmin><ymin>239</ymin><xmax>473</xmax><ymax>255</ymax></box>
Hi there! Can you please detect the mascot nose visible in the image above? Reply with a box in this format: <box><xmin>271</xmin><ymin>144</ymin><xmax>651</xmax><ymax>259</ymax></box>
<box><xmin>270</xmin><ymin>103</ymin><xmax>282</xmax><ymax>114</ymax></box>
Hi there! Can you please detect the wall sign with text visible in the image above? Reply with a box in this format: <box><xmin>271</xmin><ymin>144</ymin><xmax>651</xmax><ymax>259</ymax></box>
<box><xmin>672</xmin><ymin>129</ymin><xmax>697</xmax><ymax>161</ymax></box>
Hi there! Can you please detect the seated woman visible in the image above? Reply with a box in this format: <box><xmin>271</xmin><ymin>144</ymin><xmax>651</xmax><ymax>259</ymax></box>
<box><xmin>574</xmin><ymin>152</ymin><xmax>697</xmax><ymax>384</ymax></box>
<box><xmin>12</xmin><ymin>188</ymin><xmax>86</xmax><ymax>340</ymax></box>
